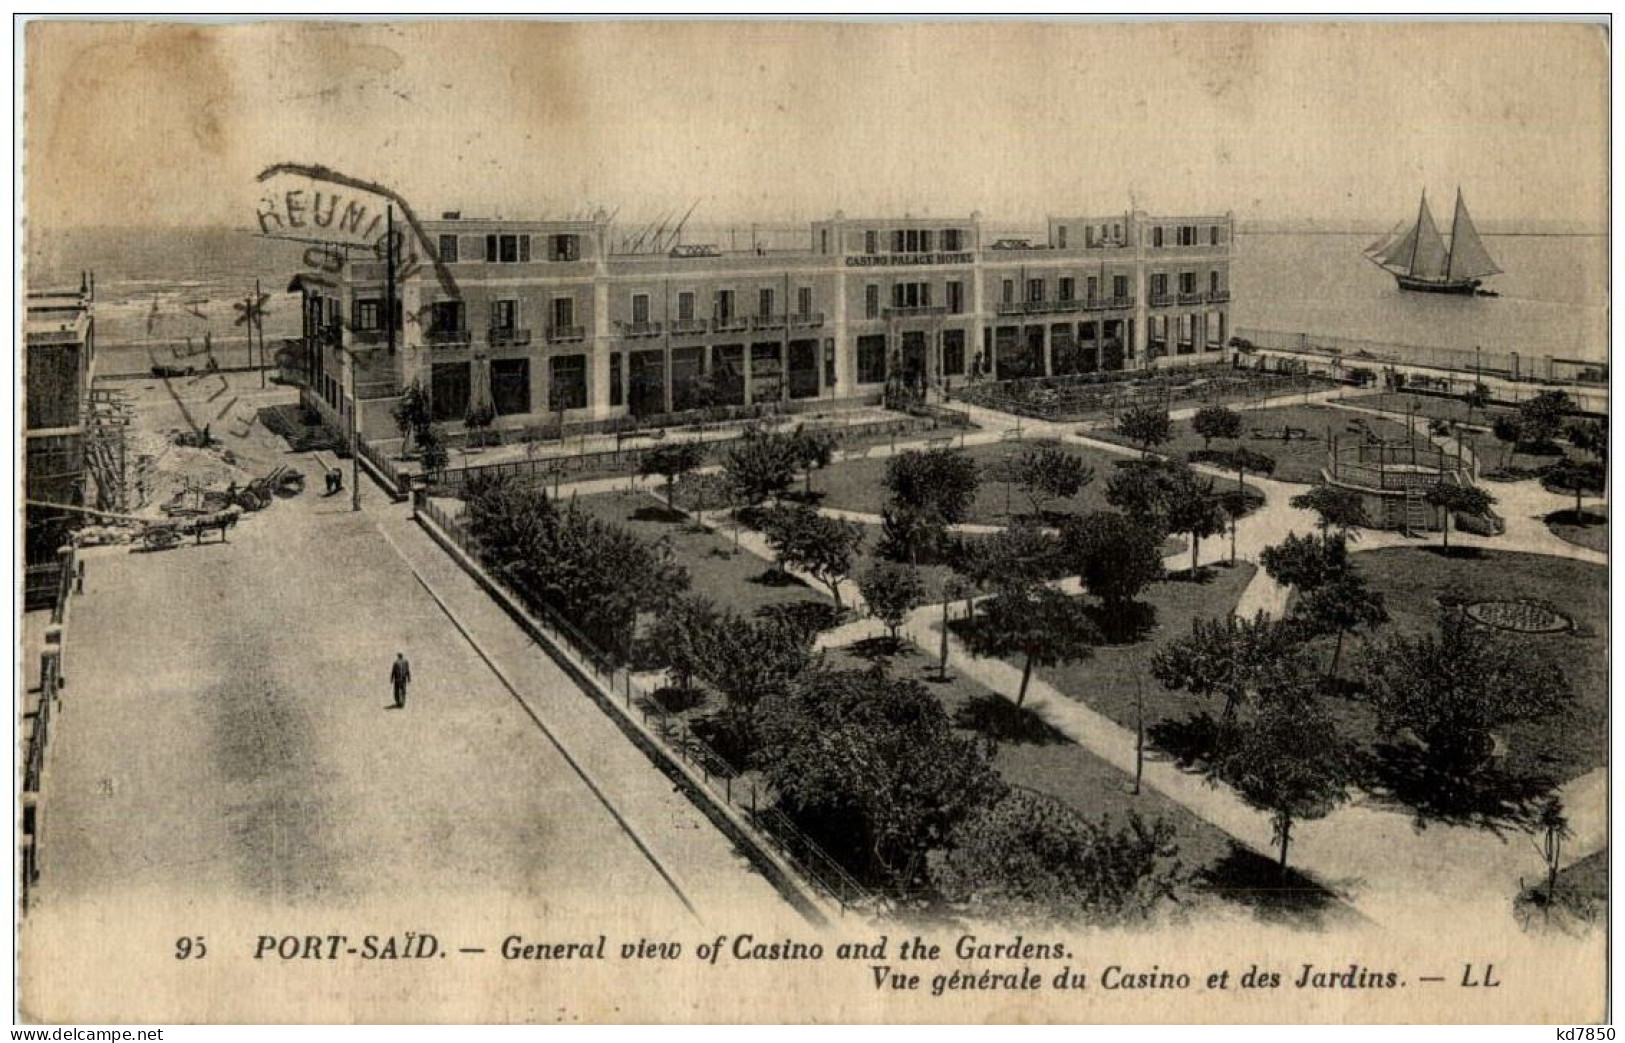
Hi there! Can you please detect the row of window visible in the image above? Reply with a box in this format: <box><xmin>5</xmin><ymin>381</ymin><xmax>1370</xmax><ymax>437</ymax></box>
<box><xmin>1147</xmin><ymin>271</ymin><xmax>1227</xmax><ymax>297</ymax></box>
<box><xmin>859</xmin><ymin>228</ymin><xmax>967</xmax><ymax>255</ymax></box>
<box><xmin>436</xmin><ymin>232</ymin><xmax>582</xmax><ymax>265</ymax></box>
<box><xmin>1054</xmin><ymin>223</ymin><xmax>1127</xmax><ymax>249</ymax></box>
<box><xmin>1150</xmin><ymin>225</ymin><xmax>1225</xmax><ymax>248</ymax></box>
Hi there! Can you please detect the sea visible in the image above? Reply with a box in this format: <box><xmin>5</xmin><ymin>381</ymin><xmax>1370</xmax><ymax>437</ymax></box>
<box><xmin>26</xmin><ymin>226</ymin><xmax>1609</xmax><ymax>378</ymax></box>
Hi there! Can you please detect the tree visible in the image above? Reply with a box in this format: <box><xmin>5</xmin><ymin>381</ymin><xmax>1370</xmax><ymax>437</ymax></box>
<box><xmin>646</xmin><ymin>594</ymin><xmax>721</xmax><ymax>692</ymax></box>
<box><xmin>757</xmin><ymin>505</ymin><xmax>863</xmax><ymax>609</ymax></box>
<box><xmin>1517</xmin><ymin>390</ymin><xmax>1574</xmax><ymax>448</ymax></box>
<box><xmin>694</xmin><ymin>607</ymin><xmax>821</xmax><ymax>713</ymax></box>
<box><xmin>1151</xmin><ymin>612</ymin><xmax>1308</xmax><ymax>731</ymax></box>
<box><xmin>639</xmin><ymin>441</ymin><xmax>708</xmax><ymax>509</ymax></box>
<box><xmin>883</xmin><ymin>447</ymin><xmax>980</xmax><ymax>524</ymax></box>
<box><xmin>1061</xmin><ymin>510</ymin><xmax>1165</xmax><ymax>623</ymax></box>
<box><xmin>1290</xmin><ymin>484</ymin><xmax>1370</xmax><ymax>545</ymax></box>
<box><xmin>858</xmin><ymin>561</ymin><xmax>927</xmax><ymax>641</ymax></box>
<box><xmin>1105</xmin><ymin>458</ymin><xmax>1181</xmax><ymax>520</ymax></box>
<box><xmin>1117</xmin><ymin>405</ymin><xmax>1173</xmax><ymax>456</ymax></box>
<box><xmin>1565</xmin><ymin>417</ymin><xmax>1607</xmax><ymax>464</ymax></box>
<box><xmin>391</xmin><ymin>380</ymin><xmax>433</xmax><ymax>452</ymax></box>
<box><xmin>1295</xmin><ymin>569</ymin><xmax>1388</xmax><ymax>679</ymax></box>
<box><xmin>789</xmin><ymin>425</ymin><xmax>839</xmax><ymax>498</ymax></box>
<box><xmin>417</xmin><ymin>423</ymin><xmax>449</xmax><ymax>478</ymax></box>
<box><xmin>1007</xmin><ymin>445</ymin><xmax>1094</xmax><ymax>518</ymax></box>
<box><xmin>1259</xmin><ymin>532</ymin><xmax>1349</xmax><ymax>593</ymax></box>
<box><xmin>932</xmin><ymin>790</ymin><xmax>1184</xmax><ymax>926</ymax></box>
<box><xmin>1212</xmin><ymin>685</ymin><xmax>1352</xmax><ymax>875</ymax></box>
<box><xmin>1463</xmin><ymin>382</ymin><xmax>1492</xmax><ymax>428</ymax></box>
<box><xmin>1363</xmin><ymin>611</ymin><xmax>1570</xmax><ymax>778</ymax></box>
<box><xmin>877</xmin><ymin>503</ymin><xmax>945</xmax><ymax>566</ymax></box>
<box><xmin>1545</xmin><ymin>456</ymin><xmax>1605</xmax><ymax>520</ymax></box>
<box><xmin>1423</xmin><ymin>481</ymin><xmax>1496</xmax><ymax>554</ymax></box>
<box><xmin>723</xmin><ymin>429</ymin><xmax>798</xmax><ymax>507</ymax></box>
<box><xmin>1163</xmin><ymin>466</ymin><xmax>1227</xmax><ymax>577</ymax></box>
<box><xmin>1192</xmin><ymin>404</ymin><xmax>1243</xmax><ymax>450</ymax></box>
<box><xmin>961</xmin><ymin>582</ymin><xmax>1102</xmax><ymax>707</ymax></box>
<box><xmin>957</xmin><ymin>521</ymin><xmax>1063</xmax><ymax>596</ymax></box>
<box><xmin>463</xmin><ymin>470</ymin><xmax>557</xmax><ymax>574</ymax></box>
<box><xmin>462</xmin><ymin>399</ymin><xmax>496</xmax><ymax>449</ymax></box>
<box><xmin>1491</xmin><ymin>414</ymin><xmax>1523</xmax><ymax>470</ymax></box>
<box><xmin>756</xmin><ymin>667</ymin><xmax>1005</xmax><ymax>888</ymax></box>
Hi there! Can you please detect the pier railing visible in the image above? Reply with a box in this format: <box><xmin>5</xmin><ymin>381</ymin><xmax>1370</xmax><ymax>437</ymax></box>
<box><xmin>1236</xmin><ymin>326</ymin><xmax>1607</xmax><ymax>388</ymax></box>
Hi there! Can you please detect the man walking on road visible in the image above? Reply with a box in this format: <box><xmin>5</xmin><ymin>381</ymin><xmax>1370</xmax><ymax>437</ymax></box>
<box><xmin>390</xmin><ymin>652</ymin><xmax>411</xmax><ymax>709</ymax></box>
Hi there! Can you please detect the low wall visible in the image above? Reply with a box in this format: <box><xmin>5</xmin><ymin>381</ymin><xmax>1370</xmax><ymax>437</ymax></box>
<box><xmin>412</xmin><ymin>496</ymin><xmax>868</xmax><ymax>924</ymax></box>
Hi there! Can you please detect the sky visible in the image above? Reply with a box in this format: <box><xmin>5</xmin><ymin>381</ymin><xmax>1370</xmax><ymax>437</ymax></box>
<box><xmin>23</xmin><ymin>19</ymin><xmax>1611</xmax><ymax>233</ymax></box>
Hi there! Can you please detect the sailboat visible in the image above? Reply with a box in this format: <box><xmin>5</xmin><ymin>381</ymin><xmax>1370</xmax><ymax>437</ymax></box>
<box><xmin>1364</xmin><ymin>189</ymin><xmax>1502</xmax><ymax>295</ymax></box>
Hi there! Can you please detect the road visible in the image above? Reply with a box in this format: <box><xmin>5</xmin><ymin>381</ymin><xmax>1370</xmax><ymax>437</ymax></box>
<box><xmin>23</xmin><ymin>442</ymin><xmax>799</xmax><ymax>1020</ymax></box>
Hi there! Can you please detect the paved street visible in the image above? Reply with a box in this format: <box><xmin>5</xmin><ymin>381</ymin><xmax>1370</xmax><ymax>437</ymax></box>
<box><xmin>27</xmin><ymin>452</ymin><xmax>796</xmax><ymax>968</ymax></box>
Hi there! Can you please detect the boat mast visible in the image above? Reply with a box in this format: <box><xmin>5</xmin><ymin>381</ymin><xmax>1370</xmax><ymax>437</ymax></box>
<box><xmin>1408</xmin><ymin>189</ymin><xmax>1427</xmax><ymax>277</ymax></box>
<box><xmin>1445</xmin><ymin>187</ymin><xmax>1460</xmax><ymax>276</ymax></box>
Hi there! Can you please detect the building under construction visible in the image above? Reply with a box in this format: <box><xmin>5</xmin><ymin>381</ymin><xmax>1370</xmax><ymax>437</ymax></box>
<box><xmin>24</xmin><ymin>281</ymin><xmax>99</xmax><ymax>599</ymax></box>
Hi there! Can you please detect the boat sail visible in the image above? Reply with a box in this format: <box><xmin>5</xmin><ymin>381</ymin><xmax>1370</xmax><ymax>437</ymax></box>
<box><xmin>1364</xmin><ymin>189</ymin><xmax>1502</xmax><ymax>295</ymax></box>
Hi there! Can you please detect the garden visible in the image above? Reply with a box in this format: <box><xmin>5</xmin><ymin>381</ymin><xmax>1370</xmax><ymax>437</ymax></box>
<box><xmin>1091</xmin><ymin>401</ymin><xmax>1424</xmax><ymax>485</ymax></box>
<box><xmin>955</xmin><ymin>365</ymin><xmax>1332</xmax><ymax>424</ymax></box>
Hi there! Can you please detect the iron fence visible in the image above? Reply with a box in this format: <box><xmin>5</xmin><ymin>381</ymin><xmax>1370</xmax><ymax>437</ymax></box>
<box><xmin>414</xmin><ymin>493</ymin><xmax>878</xmax><ymax>914</ymax></box>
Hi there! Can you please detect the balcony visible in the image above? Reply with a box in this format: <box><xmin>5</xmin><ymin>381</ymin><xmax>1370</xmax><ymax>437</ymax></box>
<box><xmin>547</xmin><ymin>325</ymin><xmax>586</xmax><ymax>344</ymax></box>
<box><xmin>1208</xmin><ymin>289</ymin><xmax>1231</xmax><ymax>304</ymax></box>
<box><xmin>1148</xmin><ymin>294</ymin><xmax>1175</xmax><ymax>308</ymax></box>
<box><xmin>1177</xmin><ymin>292</ymin><xmax>1205</xmax><ymax>306</ymax></box>
<box><xmin>750</xmin><ymin>313</ymin><xmax>788</xmax><ymax>331</ymax></box>
<box><xmin>1082</xmin><ymin>295</ymin><xmax>1135</xmax><ymax>311</ymax></box>
<box><xmin>487</xmin><ymin>327</ymin><xmax>532</xmax><ymax>348</ymax></box>
<box><xmin>790</xmin><ymin>312</ymin><xmax>825</xmax><ymax>328</ymax></box>
<box><xmin>884</xmin><ymin>305</ymin><xmax>948</xmax><ymax>319</ymax></box>
<box><xmin>347</xmin><ymin>327</ymin><xmax>387</xmax><ymax>347</ymax></box>
<box><xmin>617</xmin><ymin>321</ymin><xmax>663</xmax><ymax>339</ymax></box>
<box><xmin>712</xmin><ymin>316</ymin><xmax>750</xmax><ymax>333</ymax></box>
<box><xmin>670</xmin><ymin>318</ymin><xmax>709</xmax><ymax>336</ymax></box>
<box><xmin>425</xmin><ymin>328</ymin><xmax>472</xmax><ymax>348</ymax></box>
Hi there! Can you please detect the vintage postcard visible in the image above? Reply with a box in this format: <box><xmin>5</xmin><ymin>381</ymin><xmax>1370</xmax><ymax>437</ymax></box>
<box><xmin>16</xmin><ymin>18</ymin><xmax>1610</xmax><ymax>1024</ymax></box>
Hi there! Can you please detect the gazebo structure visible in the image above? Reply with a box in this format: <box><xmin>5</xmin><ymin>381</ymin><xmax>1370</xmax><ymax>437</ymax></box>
<box><xmin>1323</xmin><ymin>434</ymin><xmax>1482</xmax><ymax>534</ymax></box>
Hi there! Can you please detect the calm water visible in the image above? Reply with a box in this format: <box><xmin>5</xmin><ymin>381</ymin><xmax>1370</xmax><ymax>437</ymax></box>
<box><xmin>28</xmin><ymin>226</ymin><xmax>1610</xmax><ymax>376</ymax></box>
<box><xmin>1232</xmin><ymin>231</ymin><xmax>1608</xmax><ymax>364</ymax></box>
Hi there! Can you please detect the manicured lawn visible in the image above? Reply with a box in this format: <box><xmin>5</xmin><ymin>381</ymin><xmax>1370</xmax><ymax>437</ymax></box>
<box><xmin>1546</xmin><ymin>506</ymin><xmax>1608</xmax><ymax>555</ymax></box>
<box><xmin>953</xmin><ymin>561</ymin><xmax>1259</xmax><ymax>745</ymax></box>
<box><xmin>1308</xmin><ymin>548</ymin><xmax>1608</xmax><ymax>787</ymax></box>
<box><xmin>806</xmin><ymin>438</ymin><xmax>1134</xmax><ymax>526</ymax></box>
<box><xmin>568</xmin><ymin>489</ymin><xmax>842</xmax><ymax>626</ymax></box>
<box><xmin>824</xmin><ymin>635</ymin><xmax>1351</xmax><ymax>925</ymax></box>
<box><xmin>1092</xmin><ymin>403</ymin><xmax>1423</xmax><ymax>485</ymax></box>
<box><xmin>1355</xmin><ymin>391</ymin><xmax>1517</xmax><ymax>431</ymax></box>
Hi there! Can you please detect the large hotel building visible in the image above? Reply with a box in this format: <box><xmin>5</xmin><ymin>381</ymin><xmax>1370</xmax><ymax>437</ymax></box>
<box><xmin>295</xmin><ymin>208</ymin><xmax>1233</xmax><ymax>439</ymax></box>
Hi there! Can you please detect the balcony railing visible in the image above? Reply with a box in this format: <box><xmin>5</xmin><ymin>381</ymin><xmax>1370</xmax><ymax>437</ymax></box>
<box><xmin>670</xmin><ymin>318</ymin><xmax>709</xmax><ymax>336</ymax></box>
<box><xmin>751</xmin><ymin>313</ymin><xmax>788</xmax><ymax>331</ymax></box>
<box><xmin>1177</xmin><ymin>292</ymin><xmax>1205</xmax><ymax>306</ymax></box>
<box><xmin>790</xmin><ymin>312</ymin><xmax>825</xmax><ymax>328</ymax></box>
<box><xmin>1083</xmin><ymin>295</ymin><xmax>1135</xmax><ymax>311</ymax></box>
<box><xmin>883</xmin><ymin>304</ymin><xmax>948</xmax><ymax>319</ymax></box>
<box><xmin>617</xmin><ymin>321</ymin><xmax>663</xmax><ymax>339</ymax></box>
<box><xmin>712</xmin><ymin>316</ymin><xmax>750</xmax><ymax>333</ymax></box>
<box><xmin>347</xmin><ymin>327</ymin><xmax>387</xmax><ymax>346</ymax></box>
<box><xmin>547</xmin><ymin>325</ymin><xmax>586</xmax><ymax>344</ymax></box>
<box><xmin>487</xmin><ymin>327</ymin><xmax>533</xmax><ymax>348</ymax></box>
<box><xmin>1148</xmin><ymin>293</ymin><xmax>1175</xmax><ymax>308</ymax></box>
<box><xmin>1208</xmin><ymin>289</ymin><xmax>1231</xmax><ymax>304</ymax></box>
<box><xmin>426</xmin><ymin>328</ymin><xmax>472</xmax><ymax>347</ymax></box>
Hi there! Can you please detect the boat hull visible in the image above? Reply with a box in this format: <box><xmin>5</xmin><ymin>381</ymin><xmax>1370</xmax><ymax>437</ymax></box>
<box><xmin>1395</xmin><ymin>274</ymin><xmax>1481</xmax><ymax>295</ymax></box>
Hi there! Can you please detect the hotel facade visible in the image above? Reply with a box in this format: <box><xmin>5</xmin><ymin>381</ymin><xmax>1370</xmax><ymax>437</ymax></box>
<box><xmin>295</xmin><ymin>208</ymin><xmax>1233</xmax><ymax>440</ymax></box>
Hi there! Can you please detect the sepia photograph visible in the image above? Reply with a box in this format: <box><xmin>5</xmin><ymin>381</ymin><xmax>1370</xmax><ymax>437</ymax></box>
<box><xmin>14</xmin><ymin>16</ymin><xmax>1611</xmax><ymax>1025</ymax></box>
